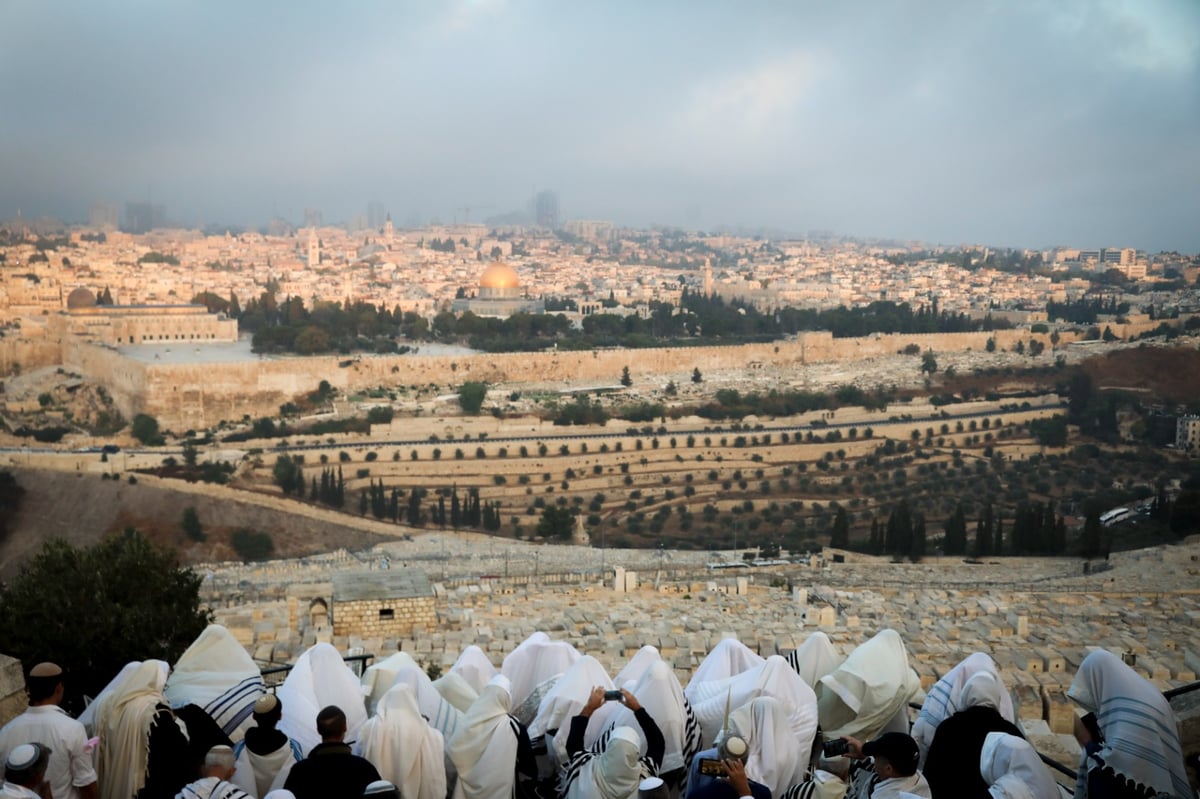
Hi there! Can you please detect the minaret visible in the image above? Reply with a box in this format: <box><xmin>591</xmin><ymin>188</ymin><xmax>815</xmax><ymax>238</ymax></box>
<box><xmin>383</xmin><ymin>213</ymin><xmax>394</xmax><ymax>242</ymax></box>
<box><xmin>307</xmin><ymin>229</ymin><xmax>320</xmax><ymax>267</ymax></box>
<box><xmin>703</xmin><ymin>258</ymin><xmax>714</xmax><ymax>297</ymax></box>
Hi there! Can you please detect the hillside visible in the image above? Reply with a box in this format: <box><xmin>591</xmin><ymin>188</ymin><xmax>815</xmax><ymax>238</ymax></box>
<box><xmin>0</xmin><ymin>469</ymin><xmax>399</xmax><ymax>579</ymax></box>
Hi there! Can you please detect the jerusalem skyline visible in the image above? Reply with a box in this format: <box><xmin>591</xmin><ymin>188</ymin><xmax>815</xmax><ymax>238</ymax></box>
<box><xmin>2</xmin><ymin>1</ymin><xmax>1199</xmax><ymax>251</ymax></box>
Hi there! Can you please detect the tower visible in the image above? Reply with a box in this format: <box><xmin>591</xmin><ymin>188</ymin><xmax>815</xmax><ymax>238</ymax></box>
<box><xmin>703</xmin><ymin>258</ymin><xmax>714</xmax><ymax>297</ymax></box>
<box><xmin>307</xmin><ymin>230</ymin><xmax>320</xmax><ymax>267</ymax></box>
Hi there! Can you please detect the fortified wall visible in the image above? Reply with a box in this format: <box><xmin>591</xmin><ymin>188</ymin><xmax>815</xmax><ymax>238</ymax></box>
<box><xmin>49</xmin><ymin>328</ymin><xmax>1061</xmax><ymax>430</ymax></box>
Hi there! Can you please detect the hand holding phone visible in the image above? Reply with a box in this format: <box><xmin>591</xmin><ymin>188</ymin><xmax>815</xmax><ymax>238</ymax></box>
<box><xmin>603</xmin><ymin>689</ymin><xmax>624</xmax><ymax>702</ymax></box>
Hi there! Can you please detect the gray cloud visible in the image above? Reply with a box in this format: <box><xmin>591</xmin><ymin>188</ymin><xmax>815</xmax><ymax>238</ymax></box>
<box><xmin>1</xmin><ymin>0</ymin><xmax>1197</xmax><ymax>249</ymax></box>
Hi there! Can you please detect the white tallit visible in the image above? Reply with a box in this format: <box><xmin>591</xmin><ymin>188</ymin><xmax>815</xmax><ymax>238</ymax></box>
<box><xmin>354</xmin><ymin>684</ymin><xmax>446</xmax><ymax>799</ymax></box>
<box><xmin>563</xmin><ymin>726</ymin><xmax>643</xmax><ymax>799</ymax></box>
<box><xmin>448</xmin><ymin>677</ymin><xmax>521</xmax><ymax>799</ymax></box>
<box><xmin>816</xmin><ymin>629</ymin><xmax>921</xmax><ymax>741</ymax></box>
<box><xmin>686</xmin><ymin>637</ymin><xmax>765</xmax><ymax>690</ymax></box>
<box><xmin>93</xmin><ymin>660</ymin><xmax>169</xmax><ymax>799</ymax></box>
<box><xmin>434</xmin><ymin>670</ymin><xmax>481</xmax><ymax>713</ymax></box>
<box><xmin>277</xmin><ymin>643</ymin><xmax>367</xmax><ymax>756</ymax></box>
<box><xmin>501</xmin><ymin>632</ymin><xmax>581</xmax><ymax>709</ymax></box>
<box><xmin>613</xmin><ymin>646</ymin><xmax>664</xmax><ymax>688</ymax></box>
<box><xmin>595</xmin><ymin>658</ymin><xmax>702</xmax><ymax>776</ymax></box>
<box><xmin>531</xmin><ymin>655</ymin><xmax>615</xmax><ymax>742</ymax></box>
<box><xmin>165</xmin><ymin>624</ymin><xmax>265</xmax><ymax>741</ymax></box>
<box><xmin>979</xmin><ymin>732</ymin><xmax>1059</xmax><ymax>799</ymax></box>
<box><xmin>912</xmin><ymin>652</ymin><xmax>1014</xmax><ymax>767</ymax></box>
<box><xmin>80</xmin><ymin>660</ymin><xmax>142</xmax><ymax>737</ymax></box>
<box><xmin>730</xmin><ymin>696</ymin><xmax>808</xmax><ymax>795</ymax></box>
<box><xmin>1067</xmin><ymin>649</ymin><xmax>1190</xmax><ymax>799</ymax></box>
<box><xmin>450</xmin><ymin>645</ymin><xmax>498</xmax><ymax>695</ymax></box>
<box><xmin>383</xmin><ymin>654</ymin><xmax>465</xmax><ymax>741</ymax></box>
<box><xmin>687</xmin><ymin>655</ymin><xmax>819</xmax><ymax>758</ymax></box>
<box><xmin>785</xmin><ymin>632</ymin><xmax>844</xmax><ymax>690</ymax></box>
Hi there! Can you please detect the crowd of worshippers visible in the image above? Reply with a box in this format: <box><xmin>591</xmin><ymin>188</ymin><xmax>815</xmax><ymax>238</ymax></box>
<box><xmin>0</xmin><ymin>625</ymin><xmax>1194</xmax><ymax>799</ymax></box>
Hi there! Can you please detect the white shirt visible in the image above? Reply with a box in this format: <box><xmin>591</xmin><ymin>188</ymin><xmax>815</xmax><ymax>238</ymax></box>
<box><xmin>0</xmin><ymin>705</ymin><xmax>97</xmax><ymax>799</ymax></box>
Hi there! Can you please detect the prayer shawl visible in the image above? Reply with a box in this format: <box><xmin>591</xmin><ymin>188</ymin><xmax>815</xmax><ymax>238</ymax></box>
<box><xmin>176</xmin><ymin>776</ymin><xmax>251</xmax><ymax>799</ymax></box>
<box><xmin>434</xmin><ymin>671</ymin><xmax>480</xmax><ymax>713</ymax></box>
<box><xmin>587</xmin><ymin>657</ymin><xmax>703</xmax><ymax>786</ymax></box>
<box><xmin>384</xmin><ymin>655</ymin><xmax>465</xmax><ymax>741</ymax></box>
<box><xmin>687</xmin><ymin>638</ymin><xmax>765</xmax><ymax>689</ymax></box>
<box><xmin>531</xmin><ymin>655</ymin><xmax>615</xmax><ymax>757</ymax></box>
<box><xmin>912</xmin><ymin>652</ymin><xmax>1015</xmax><ymax>767</ymax></box>
<box><xmin>501</xmin><ymin>632</ymin><xmax>581</xmax><ymax>710</ymax></box>
<box><xmin>94</xmin><ymin>660</ymin><xmax>169</xmax><ymax>799</ymax></box>
<box><xmin>686</xmin><ymin>655</ymin><xmax>819</xmax><ymax>756</ymax></box>
<box><xmin>560</xmin><ymin>726</ymin><xmax>645</xmax><ymax>799</ymax></box>
<box><xmin>979</xmin><ymin>732</ymin><xmax>1059</xmax><ymax>799</ymax></box>
<box><xmin>816</xmin><ymin>630</ymin><xmax>921</xmax><ymax>741</ymax></box>
<box><xmin>363</xmin><ymin>653</ymin><xmax>420</xmax><ymax>716</ymax></box>
<box><xmin>165</xmin><ymin>625</ymin><xmax>265</xmax><ymax>740</ymax></box>
<box><xmin>786</xmin><ymin>632</ymin><xmax>844</xmax><ymax>690</ymax></box>
<box><xmin>277</xmin><ymin>644</ymin><xmax>367</xmax><ymax>756</ymax></box>
<box><xmin>613</xmin><ymin>646</ymin><xmax>663</xmax><ymax>688</ymax></box>
<box><xmin>450</xmin><ymin>646</ymin><xmax>498</xmax><ymax>695</ymax></box>
<box><xmin>1067</xmin><ymin>649</ymin><xmax>1190</xmax><ymax>799</ymax></box>
<box><xmin>448</xmin><ymin>680</ymin><xmax>521</xmax><ymax>799</ymax></box>
<box><xmin>80</xmin><ymin>661</ymin><xmax>143</xmax><ymax>737</ymax></box>
<box><xmin>354</xmin><ymin>684</ymin><xmax>446</xmax><ymax>799</ymax></box>
<box><xmin>849</xmin><ymin>770</ymin><xmax>931</xmax><ymax>799</ymax></box>
<box><xmin>730</xmin><ymin>696</ymin><xmax>808</xmax><ymax>795</ymax></box>
<box><xmin>231</xmin><ymin>737</ymin><xmax>300</xmax><ymax>798</ymax></box>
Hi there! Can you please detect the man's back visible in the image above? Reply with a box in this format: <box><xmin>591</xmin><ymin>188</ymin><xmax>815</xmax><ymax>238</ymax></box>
<box><xmin>0</xmin><ymin>706</ymin><xmax>96</xmax><ymax>799</ymax></box>
<box><xmin>283</xmin><ymin>743</ymin><xmax>380</xmax><ymax>799</ymax></box>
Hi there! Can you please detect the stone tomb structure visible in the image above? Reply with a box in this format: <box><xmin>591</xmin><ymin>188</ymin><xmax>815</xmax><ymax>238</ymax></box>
<box><xmin>332</xmin><ymin>569</ymin><xmax>438</xmax><ymax>639</ymax></box>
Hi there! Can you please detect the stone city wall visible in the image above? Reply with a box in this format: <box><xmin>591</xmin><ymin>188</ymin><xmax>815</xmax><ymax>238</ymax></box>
<box><xmin>46</xmin><ymin>328</ymin><xmax>1068</xmax><ymax>430</ymax></box>
<box><xmin>333</xmin><ymin>596</ymin><xmax>438</xmax><ymax>639</ymax></box>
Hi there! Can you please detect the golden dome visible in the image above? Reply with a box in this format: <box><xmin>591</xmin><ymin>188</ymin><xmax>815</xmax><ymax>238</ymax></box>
<box><xmin>66</xmin><ymin>287</ymin><xmax>97</xmax><ymax>309</ymax></box>
<box><xmin>479</xmin><ymin>262</ymin><xmax>520</xmax><ymax>290</ymax></box>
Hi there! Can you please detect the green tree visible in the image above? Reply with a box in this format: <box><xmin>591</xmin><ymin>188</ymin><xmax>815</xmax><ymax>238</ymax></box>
<box><xmin>620</xmin><ymin>366</ymin><xmax>632</xmax><ymax>387</ymax></box>
<box><xmin>920</xmin><ymin>351</ymin><xmax>938</xmax><ymax>375</ymax></box>
<box><xmin>181</xmin><ymin>506</ymin><xmax>205</xmax><ymax>542</ymax></box>
<box><xmin>182</xmin><ymin>441</ymin><xmax>198</xmax><ymax>469</ymax></box>
<box><xmin>1081</xmin><ymin>508</ymin><xmax>1102</xmax><ymax>558</ymax></box>
<box><xmin>131</xmin><ymin>413</ymin><xmax>163</xmax><ymax>445</ymax></box>
<box><xmin>692</xmin><ymin>368</ymin><xmax>703</xmax><ymax>384</ymax></box>
<box><xmin>0</xmin><ymin>471</ymin><xmax>25</xmax><ymax>546</ymax></box>
<box><xmin>272</xmin><ymin>455</ymin><xmax>303</xmax><ymax>494</ymax></box>
<box><xmin>536</xmin><ymin>505</ymin><xmax>576</xmax><ymax>540</ymax></box>
<box><xmin>0</xmin><ymin>530</ymin><xmax>212</xmax><ymax>702</ymax></box>
<box><xmin>830</xmin><ymin>506</ymin><xmax>849</xmax><ymax>548</ymax></box>
<box><xmin>293</xmin><ymin>325</ymin><xmax>330</xmax><ymax>354</ymax></box>
<box><xmin>458</xmin><ymin>381</ymin><xmax>488</xmax><ymax>414</ymax></box>
<box><xmin>231</xmin><ymin>529</ymin><xmax>275</xmax><ymax>561</ymax></box>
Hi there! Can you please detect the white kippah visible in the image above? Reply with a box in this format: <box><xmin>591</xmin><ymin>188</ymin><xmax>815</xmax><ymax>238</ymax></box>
<box><xmin>7</xmin><ymin>744</ymin><xmax>39</xmax><ymax>771</ymax></box>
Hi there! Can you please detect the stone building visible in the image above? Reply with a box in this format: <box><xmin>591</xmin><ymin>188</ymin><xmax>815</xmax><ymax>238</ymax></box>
<box><xmin>331</xmin><ymin>570</ymin><xmax>438</xmax><ymax>639</ymax></box>
<box><xmin>48</xmin><ymin>300</ymin><xmax>238</xmax><ymax>346</ymax></box>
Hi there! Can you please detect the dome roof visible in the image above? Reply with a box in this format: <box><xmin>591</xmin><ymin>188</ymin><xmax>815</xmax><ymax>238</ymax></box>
<box><xmin>66</xmin><ymin>287</ymin><xmax>97</xmax><ymax>309</ymax></box>
<box><xmin>479</xmin><ymin>262</ymin><xmax>520</xmax><ymax>290</ymax></box>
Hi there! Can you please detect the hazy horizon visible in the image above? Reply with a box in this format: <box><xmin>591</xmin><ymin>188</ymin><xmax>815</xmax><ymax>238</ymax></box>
<box><xmin>2</xmin><ymin>1</ymin><xmax>1198</xmax><ymax>251</ymax></box>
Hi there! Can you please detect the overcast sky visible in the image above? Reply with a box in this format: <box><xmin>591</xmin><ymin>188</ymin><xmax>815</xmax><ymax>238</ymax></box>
<box><xmin>2</xmin><ymin>0</ymin><xmax>1198</xmax><ymax>250</ymax></box>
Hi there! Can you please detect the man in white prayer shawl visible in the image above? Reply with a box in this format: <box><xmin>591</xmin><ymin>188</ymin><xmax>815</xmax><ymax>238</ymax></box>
<box><xmin>373</xmin><ymin>653</ymin><xmax>465</xmax><ymax>742</ymax></box>
<box><xmin>529</xmin><ymin>656</ymin><xmax>616</xmax><ymax>767</ymax></box>
<box><xmin>79</xmin><ymin>662</ymin><xmax>142</xmax><ymax>738</ymax></box>
<box><xmin>785</xmin><ymin>632</ymin><xmax>844</xmax><ymax>691</ymax></box>
<box><xmin>559</xmin><ymin>687</ymin><xmax>665</xmax><ymax>799</ymax></box>
<box><xmin>728</xmin><ymin>696</ymin><xmax>808</xmax><ymax>796</ymax></box>
<box><xmin>447</xmin><ymin>675</ymin><xmax>537</xmax><ymax>799</ymax></box>
<box><xmin>433</xmin><ymin>671</ymin><xmax>480</xmax><ymax>714</ymax></box>
<box><xmin>686</xmin><ymin>655</ymin><xmax>819</xmax><ymax>754</ymax></box>
<box><xmin>911</xmin><ymin>653</ymin><xmax>1014</xmax><ymax>768</ymax></box>
<box><xmin>353</xmin><ymin>684</ymin><xmax>446</xmax><ymax>799</ymax></box>
<box><xmin>686</xmin><ymin>639</ymin><xmax>765</xmax><ymax>692</ymax></box>
<box><xmin>93</xmin><ymin>660</ymin><xmax>192</xmax><ymax>799</ymax></box>
<box><xmin>599</xmin><ymin>657</ymin><xmax>704</xmax><ymax>797</ymax></box>
<box><xmin>1067</xmin><ymin>649</ymin><xmax>1190</xmax><ymax>799</ymax></box>
<box><xmin>500</xmin><ymin>633</ymin><xmax>581</xmax><ymax>710</ymax></box>
<box><xmin>229</xmin><ymin>695</ymin><xmax>302</xmax><ymax>799</ymax></box>
<box><xmin>815</xmin><ymin>630</ymin><xmax>921</xmax><ymax>742</ymax></box>
<box><xmin>276</xmin><ymin>644</ymin><xmax>366</xmax><ymax>757</ymax></box>
<box><xmin>449</xmin><ymin>646</ymin><xmax>498</xmax><ymax>696</ymax></box>
<box><xmin>165</xmin><ymin>626</ymin><xmax>265</xmax><ymax>743</ymax></box>
<box><xmin>978</xmin><ymin>733</ymin><xmax>1059</xmax><ymax>799</ymax></box>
